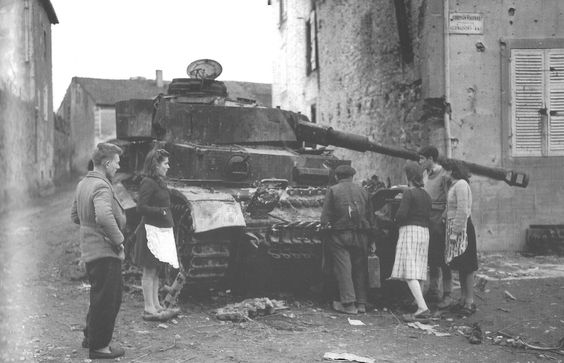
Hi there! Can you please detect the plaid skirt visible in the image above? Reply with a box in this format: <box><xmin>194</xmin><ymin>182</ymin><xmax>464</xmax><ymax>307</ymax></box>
<box><xmin>390</xmin><ymin>225</ymin><xmax>429</xmax><ymax>281</ymax></box>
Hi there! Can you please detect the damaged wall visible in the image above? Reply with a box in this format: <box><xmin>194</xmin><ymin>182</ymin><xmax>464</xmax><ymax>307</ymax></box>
<box><xmin>313</xmin><ymin>0</ymin><xmax>435</xmax><ymax>183</ymax></box>
<box><xmin>273</xmin><ymin>0</ymin><xmax>564</xmax><ymax>251</ymax></box>
<box><xmin>273</xmin><ymin>0</ymin><xmax>445</xmax><ymax>184</ymax></box>
<box><xmin>447</xmin><ymin>0</ymin><xmax>564</xmax><ymax>250</ymax></box>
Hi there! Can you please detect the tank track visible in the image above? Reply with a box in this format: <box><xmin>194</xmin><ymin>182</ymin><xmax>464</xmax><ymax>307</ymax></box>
<box><xmin>171</xmin><ymin>199</ymin><xmax>233</xmax><ymax>285</ymax></box>
<box><xmin>169</xmin><ymin>188</ymin><xmax>327</xmax><ymax>287</ymax></box>
<box><xmin>266</xmin><ymin>221</ymin><xmax>322</xmax><ymax>259</ymax></box>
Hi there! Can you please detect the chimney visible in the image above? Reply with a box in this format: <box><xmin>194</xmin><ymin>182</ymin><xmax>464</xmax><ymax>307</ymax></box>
<box><xmin>156</xmin><ymin>70</ymin><xmax>163</xmax><ymax>88</ymax></box>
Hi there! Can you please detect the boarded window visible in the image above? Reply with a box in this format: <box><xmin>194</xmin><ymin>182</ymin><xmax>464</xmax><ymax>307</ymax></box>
<box><xmin>511</xmin><ymin>49</ymin><xmax>564</xmax><ymax>156</ymax></box>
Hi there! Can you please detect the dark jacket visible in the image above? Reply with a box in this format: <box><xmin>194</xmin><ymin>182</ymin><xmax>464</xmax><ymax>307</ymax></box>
<box><xmin>321</xmin><ymin>178</ymin><xmax>373</xmax><ymax>230</ymax></box>
<box><xmin>394</xmin><ymin>187</ymin><xmax>432</xmax><ymax>228</ymax></box>
<box><xmin>137</xmin><ymin>176</ymin><xmax>174</xmax><ymax>228</ymax></box>
<box><xmin>71</xmin><ymin>170</ymin><xmax>126</xmax><ymax>262</ymax></box>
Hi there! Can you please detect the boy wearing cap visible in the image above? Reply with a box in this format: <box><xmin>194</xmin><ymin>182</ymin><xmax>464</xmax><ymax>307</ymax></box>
<box><xmin>418</xmin><ymin>146</ymin><xmax>453</xmax><ymax>308</ymax></box>
<box><xmin>321</xmin><ymin>164</ymin><xmax>374</xmax><ymax>314</ymax></box>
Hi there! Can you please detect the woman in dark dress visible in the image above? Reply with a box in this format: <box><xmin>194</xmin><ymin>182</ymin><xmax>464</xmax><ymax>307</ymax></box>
<box><xmin>133</xmin><ymin>149</ymin><xmax>180</xmax><ymax>320</ymax></box>
<box><xmin>441</xmin><ymin>159</ymin><xmax>478</xmax><ymax>316</ymax></box>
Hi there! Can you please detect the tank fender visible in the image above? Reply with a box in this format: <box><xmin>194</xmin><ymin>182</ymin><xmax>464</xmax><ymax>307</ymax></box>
<box><xmin>173</xmin><ymin>186</ymin><xmax>246</xmax><ymax>233</ymax></box>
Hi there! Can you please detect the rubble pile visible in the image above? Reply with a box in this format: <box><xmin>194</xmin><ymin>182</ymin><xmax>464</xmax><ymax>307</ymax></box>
<box><xmin>213</xmin><ymin>298</ymin><xmax>288</xmax><ymax>322</ymax></box>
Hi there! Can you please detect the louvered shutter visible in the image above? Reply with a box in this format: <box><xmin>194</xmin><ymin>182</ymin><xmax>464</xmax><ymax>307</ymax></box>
<box><xmin>511</xmin><ymin>49</ymin><xmax>544</xmax><ymax>156</ymax></box>
<box><xmin>548</xmin><ymin>50</ymin><xmax>564</xmax><ymax>155</ymax></box>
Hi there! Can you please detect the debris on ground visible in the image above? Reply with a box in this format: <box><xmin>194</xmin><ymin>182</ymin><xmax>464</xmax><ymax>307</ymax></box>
<box><xmin>468</xmin><ymin>323</ymin><xmax>483</xmax><ymax>344</ymax></box>
<box><xmin>347</xmin><ymin>318</ymin><xmax>365</xmax><ymax>326</ymax></box>
<box><xmin>454</xmin><ymin>325</ymin><xmax>473</xmax><ymax>336</ymax></box>
<box><xmin>213</xmin><ymin>297</ymin><xmax>288</xmax><ymax>322</ymax></box>
<box><xmin>407</xmin><ymin>322</ymin><xmax>451</xmax><ymax>337</ymax></box>
<box><xmin>494</xmin><ymin>331</ymin><xmax>564</xmax><ymax>354</ymax></box>
<box><xmin>478</xmin><ymin>253</ymin><xmax>564</xmax><ymax>280</ymax></box>
<box><xmin>504</xmin><ymin>290</ymin><xmax>517</xmax><ymax>301</ymax></box>
<box><xmin>475</xmin><ymin>277</ymin><xmax>488</xmax><ymax>292</ymax></box>
<box><xmin>323</xmin><ymin>351</ymin><xmax>375</xmax><ymax>363</ymax></box>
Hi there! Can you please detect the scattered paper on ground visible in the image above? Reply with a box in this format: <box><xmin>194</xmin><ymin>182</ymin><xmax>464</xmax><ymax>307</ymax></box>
<box><xmin>77</xmin><ymin>282</ymin><xmax>90</xmax><ymax>291</ymax></box>
<box><xmin>347</xmin><ymin>318</ymin><xmax>365</xmax><ymax>326</ymax></box>
<box><xmin>407</xmin><ymin>321</ymin><xmax>451</xmax><ymax>337</ymax></box>
<box><xmin>323</xmin><ymin>352</ymin><xmax>375</xmax><ymax>363</ymax></box>
<box><xmin>504</xmin><ymin>290</ymin><xmax>517</xmax><ymax>300</ymax></box>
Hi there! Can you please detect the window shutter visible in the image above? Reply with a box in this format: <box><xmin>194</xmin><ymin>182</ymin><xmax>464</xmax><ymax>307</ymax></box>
<box><xmin>548</xmin><ymin>50</ymin><xmax>564</xmax><ymax>155</ymax></box>
<box><xmin>511</xmin><ymin>50</ymin><xmax>544</xmax><ymax>156</ymax></box>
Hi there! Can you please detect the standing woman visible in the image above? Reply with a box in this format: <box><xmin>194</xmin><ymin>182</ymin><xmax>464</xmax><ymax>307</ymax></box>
<box><xmin>133</xmin><ymin>148</ymin><xmax>180</xmax><ymax>321</ymax></box>
<box><xmin>441</xmin><ymin>159</ymin><xmax>478</xmax><ymax>316</ymax></box>
<box><xmin>390</xmin><ymin>162</ymin><xmax>433</xmax><ymax>321</ymax></box>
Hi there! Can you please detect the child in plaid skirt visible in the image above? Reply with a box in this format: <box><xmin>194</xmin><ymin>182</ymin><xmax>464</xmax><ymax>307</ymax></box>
<box><xmin>390</xmin><ymin>162</ymin><xmax>432</xmax><ymax>320</ymax></box>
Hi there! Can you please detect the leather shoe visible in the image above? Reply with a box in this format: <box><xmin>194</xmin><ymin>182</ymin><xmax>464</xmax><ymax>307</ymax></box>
<box><xmin>89</xmin><ymin>346</ymin><xmax>125</xmax><ymax>359</ymax></box>
<box><xmin>356</xmin><ymin>303</ymin><xmax>366</xmax><ymax>314</ymax></box>
<box><xmin>402</xmin><ymin>309</ymin><xmax>431</xmax><ymax>322</ymax></box>
<box><xmin>437</xmin><ymin>294</ymin><xmax>455</xmax><ymax>309</ymax></box>
<box><xmin>332</xmin><ymin>301</ymin><xmax>358</xmax><ymax>315</ymax></box>
<box><xmin>142</xmin><ymin>310</ymin><xmax>168</xmax><ymax>322</ymax></box>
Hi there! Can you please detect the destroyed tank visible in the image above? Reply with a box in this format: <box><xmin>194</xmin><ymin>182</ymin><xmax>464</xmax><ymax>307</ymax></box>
<box><xmin>112</xmin><ymin>59</ymin><xmax>529</xmax><ymax>295</ymax></box>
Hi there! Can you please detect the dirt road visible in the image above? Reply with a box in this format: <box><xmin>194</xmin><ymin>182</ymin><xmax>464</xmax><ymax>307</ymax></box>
<box><xmin>0</xmin><ymin>180</ymin><xmax>563</xmax><ymax>362</ymax></box>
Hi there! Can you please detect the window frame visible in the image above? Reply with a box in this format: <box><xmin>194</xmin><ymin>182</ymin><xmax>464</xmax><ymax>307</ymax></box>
<box><xmin>278</xmin><ymin>0</ymin><xmax>287</xmax><ymax>27</ymax></box>
<box><xmin>305</xmin><ymin>10</ymin><xmax>318</xmax><ymax>75</ymax></box>
<box><xmin>501</xmin><ymin>38</ymin><xmax>564</xmax><ymax>162</ymax></box>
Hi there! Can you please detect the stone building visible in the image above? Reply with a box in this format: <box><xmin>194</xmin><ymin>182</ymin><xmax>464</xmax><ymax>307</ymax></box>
<box><xmin>57</xmin><ymin>73</ymin><xmax>271</xmax><ymax>174</ymax></box>
<box><xmin>0</xmin><ymin>0</ymin><xmax>58</xmax><ymax>210</ymax></box>
<box><xmin>272</xmin><ymin>0</ymin><xmax>564</xmax><ymax>251</ymax></box>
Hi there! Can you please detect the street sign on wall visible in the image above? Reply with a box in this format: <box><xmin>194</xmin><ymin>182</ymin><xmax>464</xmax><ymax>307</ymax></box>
<box><xmin>449</xmin><ymin>13</ymin><xmax>483</xmax><ymax>34</ymax></box>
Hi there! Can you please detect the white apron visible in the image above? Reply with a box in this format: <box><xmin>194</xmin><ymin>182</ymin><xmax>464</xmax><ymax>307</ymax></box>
<box><xmin>144</xmin><ymin>224</ymin><xmax>179</xmax><ymax>269</ymax></box>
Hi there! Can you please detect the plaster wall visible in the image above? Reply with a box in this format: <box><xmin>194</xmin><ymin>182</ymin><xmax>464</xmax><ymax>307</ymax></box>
<box><xmin>272</xmin><ymin>0</ymin><xmax>319</xmax><ymax>120</ymax></box>
<box><xmin>447</xmin><ymin>0</ymin><xmax>564</xmax><ymax>250</ymax></box>
<box><xmin>67</xmin><ymin>82</ymin><xmax>96</xmax><ymax>173</ymax></box>
<box><xmin>54</xmin><ymin>109</ymin><xmax>71</xmax><ymax>182</ymax></box>
<box><xmin>273</xmin><ymin>0</ymin><xmax>563</xmax><ymax>251</ymax></box>
<box><xmin>0</xmin><ymin>0</ymin><xmax>55</xmax><ymax>211</ymax></box>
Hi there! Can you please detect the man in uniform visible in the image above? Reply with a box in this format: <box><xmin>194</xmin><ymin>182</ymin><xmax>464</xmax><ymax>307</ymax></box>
<box><xmin>321</xmin><ymin>165</ymin><xmax>373</xmax><ymax>314</ymax></box>
<box><xmin>418</xmin><ymin>146</ymin><xmax>453</xmax><ymax>308</ymax></box>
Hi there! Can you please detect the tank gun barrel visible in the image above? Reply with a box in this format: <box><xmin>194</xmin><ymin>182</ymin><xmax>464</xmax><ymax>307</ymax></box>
<box><xmin>295</xmin><ymin>120</ymin><xmax>529</xmax><ymax>188</ymax></box>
